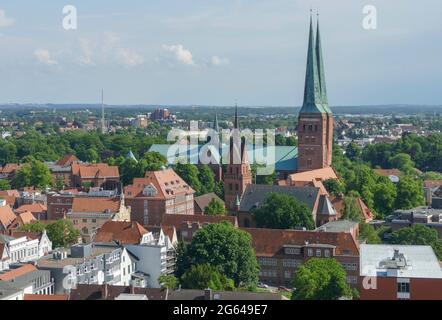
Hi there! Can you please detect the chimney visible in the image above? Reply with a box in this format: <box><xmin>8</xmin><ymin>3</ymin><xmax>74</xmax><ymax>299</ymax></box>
<box><xmin>204</xmin><ymin>288</ymin><xmax>213</xmax><ymax>301</ymax></box>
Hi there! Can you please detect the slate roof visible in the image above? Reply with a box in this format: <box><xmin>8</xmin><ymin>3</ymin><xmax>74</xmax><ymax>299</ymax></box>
<box><xmin>194</xmin><ymin>193</ymin><xmax>224</xmax><ymax>213</ymax></box>
<box><xmin>239</xmin><ymin>184</ymin><xmax>320</xmax><ymax>212</ymax></box>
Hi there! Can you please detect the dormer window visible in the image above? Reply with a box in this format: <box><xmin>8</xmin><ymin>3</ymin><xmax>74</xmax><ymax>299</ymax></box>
<box><xmin>143</xmin><ymin>184</ymin><xmax>158</xmax><ymax>197</ymax></box>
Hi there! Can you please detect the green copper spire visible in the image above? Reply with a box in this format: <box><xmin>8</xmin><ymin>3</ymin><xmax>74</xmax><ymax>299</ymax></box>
<box><xmin>300</xmin><ymin>15</ymin><xmax>326</xmax><ymax>114</ymax></box>
<box><xmin>316</xmin><ymin>16</ymin><xmax>332</xmax><ymax>114</ymax></box>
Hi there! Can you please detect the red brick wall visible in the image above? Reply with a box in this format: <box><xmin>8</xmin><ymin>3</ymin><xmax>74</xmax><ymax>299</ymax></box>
<box><xmin>360</xmin><ymin>277</ymin><xmax>442</xmax><ymax>300</ymax></box>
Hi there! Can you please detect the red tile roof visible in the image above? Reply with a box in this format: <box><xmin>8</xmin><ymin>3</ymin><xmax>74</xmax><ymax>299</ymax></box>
<box><xmin>0</xmin><ymin>205</ymin><xmax>16</xmax><ymax>229</ymax></box>
<box><xmin>0</xmin><ymin>163</ymin><xmax>22</xmax><ymax>174</ymax></box>
<box><xmin>194</xmin><ymin>193</ymin><xmax>224</xmax><ymax>213</ymax></box>
<box><xmin>0</xmin><ymin>264</ymin><xmax>37</xmax><ymax>281</ymax></box>
<box><xmin>15</xmin><ymin>203</ymin><xmax>47</xmax><ymax>214</ymax></box>
<box><xmin>374</xmin><ymin>169</ymin><xmax>402</xmax><ymax>177</ymax></box>
<box><xmin>56</xmin><ymin>154</ymin><xmax>79</xmax><ymax>167</ymax></box>
<box><xmin>243</xmin><ymin>227</ymin><xmax>359</xmax><ymax>257</ymax></box>
<box><xmin>95</xmin><ymin>221</ymin><xmax>149</xmax><ymax>244</ymax></box>
<box><xmin>424</xmin><ymin>180</ymin><xmax>442</xmax><ymax>188</ymax></box>
<box><xmin>330</xmin><ymin>196</ymin><xmax>373</xmax><ymax>223</ymax></box>
<box><xmin>0</xmin><ymin>190</ymin><xmax>19</xmax><ymax>206</ymax></box>
<box><xmin>125</xmin><ymin>168</ymin><xmax>194</xmax><ymax>200</ymax></box>
<box><xmin>288</xmin><ymin>167</ymin><xmax>339</xmax><ymax>183</ymax></box>
<box><xmin>72</xmin><ymin>197</ymin><xmax>120</xmax><ymax>213</ymax></box>
<box><xmin>72</xmin><ymin>163</ymin><xmax>119</xmax><ymax>178</ymax></box>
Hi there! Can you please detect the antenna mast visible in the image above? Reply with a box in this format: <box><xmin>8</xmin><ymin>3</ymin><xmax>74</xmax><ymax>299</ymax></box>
<box><xmin>101</xmin><ymin>89</ymin><xmax>106</xmax><ymax>134</ymax></box>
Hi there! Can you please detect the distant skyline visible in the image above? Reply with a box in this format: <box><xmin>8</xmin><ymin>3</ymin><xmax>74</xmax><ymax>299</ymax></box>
<box><xmin>0</xmin><ymin>0</ymin><xmax>441</xmax><ymax>106</ymax></box>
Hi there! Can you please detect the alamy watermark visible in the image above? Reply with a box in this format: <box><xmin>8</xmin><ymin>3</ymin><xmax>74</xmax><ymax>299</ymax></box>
<box><xmin>166</xmin><ymin>122</ymin><xmax>276</xmax><ymax>176</ymax></box>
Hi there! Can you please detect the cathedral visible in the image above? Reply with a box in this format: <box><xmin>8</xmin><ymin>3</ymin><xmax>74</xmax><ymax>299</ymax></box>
<box><xmin>223</xmin><ymin>16</ymin><xmax>334</xmax><ymax>211</ymax></box>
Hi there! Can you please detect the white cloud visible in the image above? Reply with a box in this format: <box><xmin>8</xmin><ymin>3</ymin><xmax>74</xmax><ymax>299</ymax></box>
<box><xmin>78</xmin><ymin>38</ymin><xmax>96</xmax><ymax>66</ymax></box>
<box><xmin>210</xmin><ymin>55</ymin><xmax>229</xmax><ymax>66</ymax></box>
<box><xmin>34</xmin><ymin>49</ymin><xmax>58</xmax><ymax>66</ymax></box>
<box><xmin>162</xmin><ymin>44</ymin><xmax>195</xmax><ymax>66</ymax></box>
<box><xmin>115</xmin><ymin>47</ymin><xmax>144</xmax><ymax>67</ymax></box>
<box><xmin>0</xmin><ymin>9</ymin><xmax>14</xmax><ymax>27</ymax></box>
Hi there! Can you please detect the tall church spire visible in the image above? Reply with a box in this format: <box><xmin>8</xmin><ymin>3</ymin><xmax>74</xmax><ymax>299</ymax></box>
<box><xmin>234</xmin><ymin>102</ymin><xmax>239</xmax><ymax>129</ymax></box>
<box><xmin>316</xmin><ymin>15</ymin><xmax>332</xmax><ymax>113</ymax></box>
<box><xmin>213</xmin><ymin>113</ymin><xmax>220</xmax><ymax>132</ymax></box>
<box><xmin>300</xmin><ymin>14</ymin><xmax>324</xmax><ymax>114</ymax></box>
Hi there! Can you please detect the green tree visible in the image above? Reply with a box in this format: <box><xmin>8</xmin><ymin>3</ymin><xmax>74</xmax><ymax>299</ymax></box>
<box><xmin>346</xmin><ymin>142</ymin><xmax>362</xmax><ymax>161</ymax></box>
<box><xmin>373</xmin><ymin>179</ymin><xmax>397</xmax><ymax>218</ymax></box>
<box><xmin>11</xmin><ymin>165</ymin><xmax>32</xmax><ymax>189</ymax></box>
<box><xmin>390</xmin><ymin>224</ymin><xmax>442</xmax><ymax>259</ymax></box>
<box><xmin>359</xmin><ymin>223</ymin><xmax>382</xmax><ymax>244</ymax></box>
<box><xmin>173</xmin><ymin>163</ymin><xmax>202</xmax><ymax>195</ymax></box>
<box><xmin>323</xmin><ymin>179</ymin><xmax>345</xmax><ymax>197</ymax></box>
<box><xmin>120</xmin><ymin>158</ymin><xmax>142</xmax><ymax>185</ymax></box>
<box><xmin>141</xmin><ymin>151</ymin><xmax>167</xmax><ymax>172</ymax></box>
<box><xmin>198</xmin><ymin>165</ymin><xmax>216</xmax><ymax>195</ymax></box>
<box><xmin>342</xmin><ymin>196</ymin><xmax>362</xmax><ymax>222</ymax></box>
<box><xmin>291</xmin><ymin>258</ymin><xmax>353</xmax><ymax>300</ymax></box>
<box><xmin>177</xmin><ymin>221</ymin><xmax>259</xmax><ymax>287</ymax></box>
<box><xmin>19</xmin><ymin>221</ymin><xmax>46</xmax><ymax>233</ymax></box>
<box><xmin>395</xmin><ymin>176</ymin><xmax>425</xmax><ymax>209</ymax></box>
<box><xmin>29</xmin><ymin>160</ymin><xmax>53</xmax><ymax>189</ymax></box>
<box><xmin>205</xmin><ymin>198</ymin><xmax>226</xmax><ymax>216</ymax></box>
<box><xmin>389</xmin><ymin>153</ymin><xmax>414</xmax><ymax>174</ymax></box>
<box><xmin>46</xmin><ymin>220</ymin><xmax>80</xmax><ymax>248</ymax></box>
<box><xmin>0</xmin><ymin>179</ymin><xmax>11</xmax><ymax>191</ymax></box>
<box><xmin>158</xmin><ymin>274</ymin><xmax>178</xmax><ymax>290</ymax></box>
<box><xmin>180</xmin><ymin>264</ymin><xmax>235</xmax><ymax>291</ymax></box>
<box><xmin>252</xmin><ymin>193</ymin><xmax>315</xmax><ymax>230</ymax></box>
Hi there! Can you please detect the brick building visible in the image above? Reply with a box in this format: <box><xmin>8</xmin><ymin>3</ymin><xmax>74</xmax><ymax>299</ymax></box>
<box><xmin>71</xmin><ymin>163</ymin><xmax>120</xmax><ymax>190</ymax></box>
<box><xmin>243</xmin><ymin>223</ymin><xmax>360</xmax><ymax>288</ymax></box>
<box><xmin>161</xmin><ymin>214</ymin><xmax>238</xmax><ymax>242</ymax></box>
<box><xmin>359</xmin><ymin>244</ymin><xmax>442</xmax><ymax>300</ymax></box>
<box><xmin>124</xmin><ymin>168</ymin><xmax>195</xmax><ymax>226</ymax></box>
<box><xmin>223</xmin><ymin>106</ymin><xmax>252</xmax><ymax>213</ymax></box>
<box><xmin>297</xmin><ymin>17</ymin><xmax>333</xmax><ymax>172</ymax></box>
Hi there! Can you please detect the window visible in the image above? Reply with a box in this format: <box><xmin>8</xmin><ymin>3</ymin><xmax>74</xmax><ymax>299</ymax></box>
<box><xmin>347</xmin><ymin>276</ymin><xmax>358</xmax><ymax>284</ymax></box>
<box><xmin>282</xmin><ymin>259</ymin><xmax>298</xmax><ymax>267</ymax></box>
<box><xmin>307</xmin><ymin>249</ymin><xmax>313</xmax><ymax>257</ymax></box>
<box><xmin>82</xmin><ymin>219</ymin><xmax>87</xmax><ymax>223</ymax></box>
<box><xmin>324</xmin><ymin>249</ymin><xmax>330</xmax><ymax>258</ymax></box>
<box><xmin>397</xmin><ymin>282</ymin><xmax>410</xmax><ymax>293</ymax></box>
<box><xmin>258</xmin><ymin>257</ymin><xmax>278</xmax><ymax>266</ymax></box>
<box><xmin>92</xmin><ymin>219</ymin><xmax>97</xmax><ymax>223</ymax></box>
<box><xmin>316</xmin><ymin>249</ymin><xmax>321</xmax><ymax>257</ymax></box>
<box><xmin>285</xmin><ymin>248</ymin><xmax>301</xmax><ymax>255</ymax></box>
<box><xmin>235</xmin><ymin>184</ymin><xmax>239</xmax><ymax>191</ymax></box>
<box><xmin>284</xmin><ymin>271</ymin><xmax>291</xmax><ymax>279</ymax></box>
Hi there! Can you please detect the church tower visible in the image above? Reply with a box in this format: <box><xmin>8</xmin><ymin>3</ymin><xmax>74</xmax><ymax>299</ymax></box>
<box><xmin>297</xmin><ymin>15</ymin><xmax>334</xmax><ymax>172</ymax></box>
<box><xmin>224</xmin><ymin>105</ymin><xmax>252</xmax><ymax>212</ymax></box>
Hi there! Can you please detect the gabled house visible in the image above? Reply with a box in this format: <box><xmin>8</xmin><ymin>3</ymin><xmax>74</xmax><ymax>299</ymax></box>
<box><xmin>71</xmin><ymin>163</ymin><xmax>120</xmax><ymax>190</ymax></box>
<box><xmin>124</xmin><ymin>168</ymin><xmax>195</xmax><ymax>226</ymax></box>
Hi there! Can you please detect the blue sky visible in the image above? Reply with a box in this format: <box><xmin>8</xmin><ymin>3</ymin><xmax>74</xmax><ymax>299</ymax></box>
<box><xmin>0</xmin><ymin>0</ymin><xmax>441</xmax><ymax>106</ymax></box>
